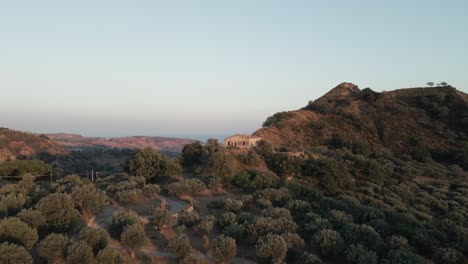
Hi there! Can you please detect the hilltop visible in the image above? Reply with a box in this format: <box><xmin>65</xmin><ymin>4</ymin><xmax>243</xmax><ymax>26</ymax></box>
<box><xmin>254</xmin><ymin>83</ymin><xmax>468</xmax><ymax>171</ymax></box>
<box><xmin>0</xmin><ymin>128</ymin><xmax>67</xmax><ymax>161</ymax></box>
<box><xmin>47</xmin><ymin>133</ymin><xmax>196</xmax><ymax>153</ymax></box>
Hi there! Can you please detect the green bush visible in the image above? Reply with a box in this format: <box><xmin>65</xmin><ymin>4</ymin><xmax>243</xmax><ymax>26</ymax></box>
<box><xmin>167</xmin><ymin>179</ymin><xmax>206</xmax><ymax>197</ymax></box>
<box><xmin>0</xmin><ymin>160</ymin><xmax>53</xmax><ymax>176</ymax></box>
<box><xmin>312</xmin><ymin>229</ymin><xmax>344</xmax><ymax>257</ymax></box>
<box><xmin>211</xmin><ymin>235</ymin><xmax>236</xmax><ymax>263</ymax></box>
<box><xmin>301</xmin><ymin>159</ymin><xmax>354</xmax><ymax>194</ymax></box>
<box><xmin>0</xmin><ymin>242</ymin><xmax>32</xmax><ymax>264</ymax></box>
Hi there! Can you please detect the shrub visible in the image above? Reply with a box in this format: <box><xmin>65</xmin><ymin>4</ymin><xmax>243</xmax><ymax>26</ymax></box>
<box><xmin>66</xmin><ymin>241</ymin><xmax>94</xmax><ymax>264</ymax></box>
<box><xmin>0</xmin><ymin>160</ymin><xmax>53</xmax><ymax>176</ymax></box>
<box><xmin>328</xmin><ymin>210</ymin><xmax>353</xmax><ymax>227</ymax></box>
<box><xmin>168</xmin><ymin>234</ymin><xmax>191</xmax><ymax>259</ymax></box>
<box><xmin>179</xmin><ymin>210</ymin><xmax>200</xmax><ymax>227</ymax></box>
<box><xmin>341</xmin><ymin>224</ymin><xmax>384</xmax><ymax>253</ymax></box>
<box><xmin>211</xmin><ymin>235</ymin><xmax>236</xmax><ymax>263</ymax></box>
<box><xmin>312</xmin><ymin>229</ymin><xmax>344</xmax><ymax>257</ymax></box>
<box><xmin>346</xmin><ymin>244</ymin><xmax>378</xmax><ymax>264</ymax></box>
<box><xmin>198</xmin><ymin>215</ymin><xmax>215</xmax><ymax>235</ymax></box>
<box><xmin>232</xmin><ymin>172</ymin><xmax>252</xmax><ymax>190</ymax></box>
<box><xmin>0</xmin><ymin>242</ymin><xmax>32</xmax><ymax>264</ymax></box>
<box><xmin>224</xmin><ymin>198</ymin><xmax>243</xmax><ymax>212</ymax></box>
<box><xmin>249</xmin><ymin>217</ymin><xmax>298</xmax><ymax>240</ymax></box>
<box><xmin>167</xmin><ymin>179</ymin><xmax>206</xmax><ymax>197</ymax></box>
<box><xmin>218</xmin><ymin>212</ymin><xmax>237</xmax><ymax>228</ymax></box>
<box><xmin>79</xmin><ymin>227</ymin><xmax>109</xmax><ymax>255</ymax></box>
<box><xmin>302</xmin><ymin>158</ymin><xmax>355</xmax><ymax>193</ymax></box>
<box><xmin>142</xmin><ymin>184</ymin><xmax>161</xmax><ymax>198</ymax></box>
<box><xmin>38</xmin><ymin>233</ymin><xmax>69</xmax><ymax>263</ymax></box>
<box><xmin>223</xmin><ymin>223</ymin><xmax>246</xmax><ymax>240</ymax></box>
<box><xmin>251</xmin><ymin>170</ymin><xmax>280</xmax><ymax>190</ymax></box>
<box><xmin>0</xmin><ymin>217</ymin><xmax>38</xmax><ymax>250</ymax></box>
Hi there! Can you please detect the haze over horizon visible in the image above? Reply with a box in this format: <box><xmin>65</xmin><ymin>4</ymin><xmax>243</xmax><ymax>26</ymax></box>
<box><xmin>1</xmin><ymin>0</ymin><xmax>468</xmax><ymax>139</ymax></box>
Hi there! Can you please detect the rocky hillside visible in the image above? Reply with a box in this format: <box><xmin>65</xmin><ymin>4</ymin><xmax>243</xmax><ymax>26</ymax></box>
<box><xmin>47</xmin><ymin>133</ymin><xmax>196</xmax><ymax>153</ymax></box>
<box><xmin>0</xmin><ymin>128</ymin><xmax>68</xmax><ymax>161</ymax></box>
<box><xmin>254</xmin><ymin>83</ymin><xmax>468</xmax><ymax>170</ymax></box>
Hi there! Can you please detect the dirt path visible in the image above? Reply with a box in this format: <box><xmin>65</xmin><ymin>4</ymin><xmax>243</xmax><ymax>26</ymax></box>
<box><xmin>94</xmin><ymin>194</ymin><xmax>256</xmax><ymax>263</ymax></box>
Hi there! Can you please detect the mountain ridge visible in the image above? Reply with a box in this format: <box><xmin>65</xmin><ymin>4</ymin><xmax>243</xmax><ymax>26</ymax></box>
<box><xmin>254</xmin><ymin>83</ymin><xmax>468</xmax><ymax>170</ymax></box>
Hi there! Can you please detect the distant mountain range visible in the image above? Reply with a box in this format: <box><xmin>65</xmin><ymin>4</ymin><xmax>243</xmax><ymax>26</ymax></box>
<box><xmin>46</xmin><ymin>133</ymin><xmax>196</xmax><ymax>153</ymax></box>
<box><xmin>0</xmin><ymin>128</ymin><xmax>196</xmax><ymax>162</ymax></box>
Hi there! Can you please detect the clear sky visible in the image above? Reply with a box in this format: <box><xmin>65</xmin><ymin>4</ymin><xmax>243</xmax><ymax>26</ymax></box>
<box><xmin>1</xmin><ymin>0</ymin><xmax>467</xmax><ymax>140</ymax></box>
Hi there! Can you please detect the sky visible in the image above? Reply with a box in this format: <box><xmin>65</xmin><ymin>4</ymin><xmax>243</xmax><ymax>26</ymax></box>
<box><xmin>1</xmin><ymin>0</ymin><xmax>467</xmax><ymax>140</ymax></box>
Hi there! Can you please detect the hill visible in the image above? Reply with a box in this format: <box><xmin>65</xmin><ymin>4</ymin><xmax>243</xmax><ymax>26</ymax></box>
<box><xmin>254</xmin><ymin>83</ymin><xmax>468</xmax><ymax>171</ymax></box>
<box><xmin>0</xmin><ymin>128</ymin><xmax>68</xmax><ymax>162</ymax></box>
<box><xmin>47</xmin><ymin>133</ymin><xmax>197</xmax><ymax>153</ymax></box>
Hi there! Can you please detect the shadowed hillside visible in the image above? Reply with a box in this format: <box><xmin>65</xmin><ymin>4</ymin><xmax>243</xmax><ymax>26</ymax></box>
<box><xmin>254</xmin><ymin>83</ymin><xmax>468</xmax><ymax>171</ymax></box>
<box><xmin>0</xmin><ymin>128</ymin><xmax>67</xmax><ymax>161</ymax></box>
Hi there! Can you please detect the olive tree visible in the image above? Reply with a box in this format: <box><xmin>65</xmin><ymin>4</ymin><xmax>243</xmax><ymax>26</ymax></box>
<box><xmin>110</xmin><ymin>210</ymin><xmax>140</xmax><ymax>238</ymax></box>
<box><xmin>66</xmin><ymin>241</ymin><xmax>94</xmax><ymax>264</ymax></box>
<box><xmin>312</xmin><ymin>229</ymin><xmax>344</xmax><ymax>257</ymax></box>
<box><xmin>256</xmin><ymin>234</ymin><xmax>288</xmax><ymax>263</ymax></box>
<box><xmin>125</xmin><ymin>147</ymin><xmax>182</xmax><ymax>180</ymax></box>
<box><xmin>79</xmin><ymin>227</ymin><xmax>109</xmax><ymax>255</ymax></box>
<box><xmin>121</xmin><ymin>223</ymin><xmax>146</xmax><ymax>258</ymax></box>
<box><xmin>346</xmin><ymin>244</ymin><xmax>378</xmax><ymax>264</ymax></box>
<box><xmin>211</xmin><ymin>235</ymin><xmax>236</xmax><ymax>263</ymax></box>
<box><xmin>0</xmin><ymin>242</ymin><xmax>32</xmax><ymax>264</ymax></box>
<box><xmin>97</xmin><ymin>246</ymin><xmax>125</xmax><ymax>264</ymax></box>
<box><xmin>168</xmin><ymin>234</ymin><xmax>191</xmax><ymax>259</ymax></box>
<box><xmin>38</xmin><ymin>233</ymin><xmax>69</xmax><ymax>264</ymax></box>
<box><xmin>0</xmin><ymin>217</ymin><xmax>38</xmax><ymax>250</ymax></box>
<box><xmin>152</xmin><ymin>209</ymin><xmax>172</xmax><ymax>230</ymax></box>
<box><xmin>35</xmin><ymin>193</ymin><xmax>79</xmax><ymax>232</ymax></box>
<box><xmin>71</xmin><ymin>184</ymin><xmax>107</xmax><ymax>224</ymax></box>
<box><xmin>17</xmin><ymin>208</ymin><xmax>46</xmax><ymax>229</ymax></box>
